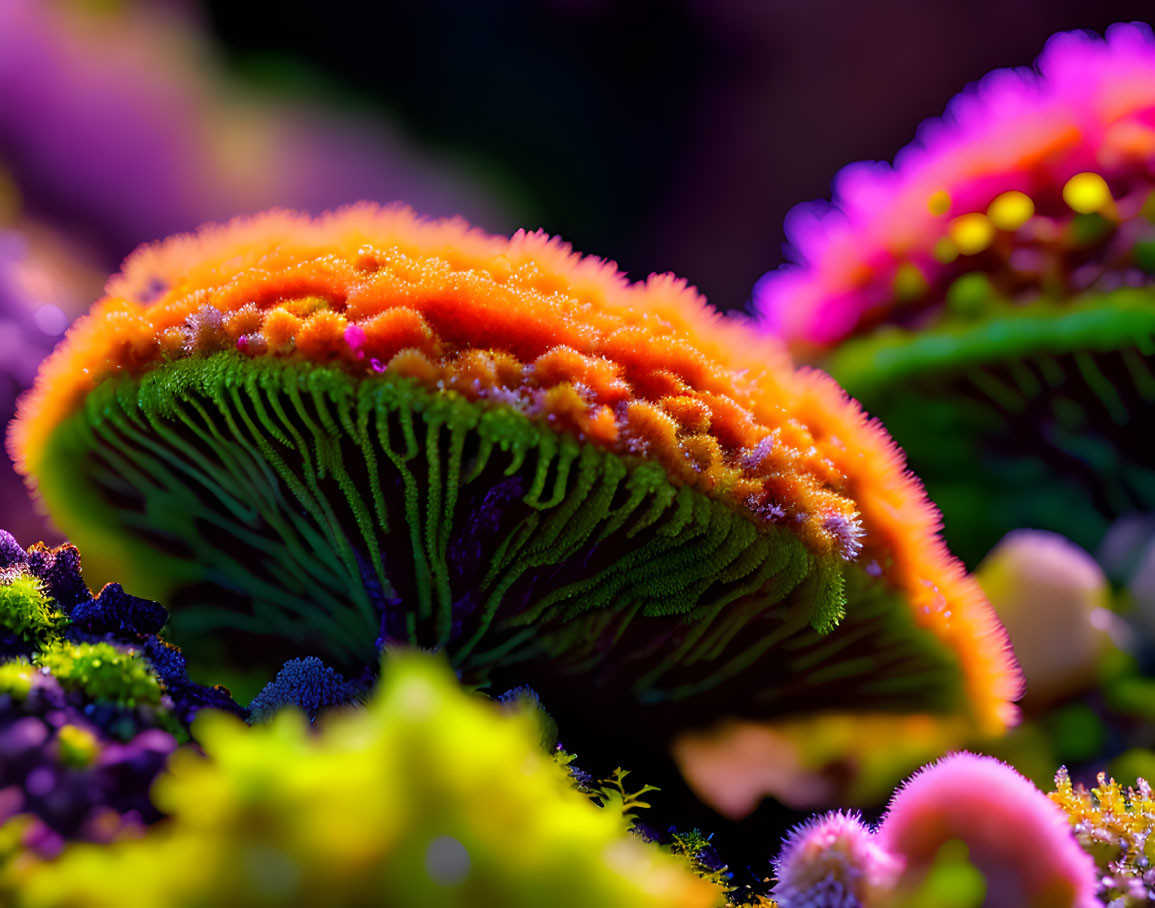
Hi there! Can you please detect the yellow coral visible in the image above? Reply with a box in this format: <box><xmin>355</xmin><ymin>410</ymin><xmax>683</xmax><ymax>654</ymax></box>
<box><xmin>4</xmin><ymin>653</ymin><xmax>724</xmax><ymax>908</ymax></box>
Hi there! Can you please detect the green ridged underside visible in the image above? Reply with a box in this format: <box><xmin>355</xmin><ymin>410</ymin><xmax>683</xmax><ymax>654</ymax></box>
<box><xmin>827</xmin><ymin>289</ymin><xmax>1155</xmax><ymax>565</ymax></box>
<box><xmin>828</xmin><ymin>289</ymin><xmax>1155</xmax><ymax>395</ymax></box>
<box><xmin>38</xmin><ymin>352</ymin><xmax>964</xmax><ymax>719</ymax></box>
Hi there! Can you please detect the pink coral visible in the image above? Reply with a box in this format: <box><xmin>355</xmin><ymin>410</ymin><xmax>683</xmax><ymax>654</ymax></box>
<box><xmin>772</xmin><ymin>811</ymin><xmax>898</xmax><ymax>908</ymax></box>
<box><xmin>754</xmin><ymin>22</ymin><xmax>1155</xmax><ymax>351</ymax></box>
<box><xmin>876</xmin><ymin>753</ymin><xmax>1098</xmax><ymax>908</ymax></box>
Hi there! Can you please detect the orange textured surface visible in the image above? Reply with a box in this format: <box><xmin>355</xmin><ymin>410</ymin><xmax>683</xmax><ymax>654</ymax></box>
<box><xmin>8</xmin><ymin>205</ymin><xmax>1020</xmax><ymax>730</ymax></box>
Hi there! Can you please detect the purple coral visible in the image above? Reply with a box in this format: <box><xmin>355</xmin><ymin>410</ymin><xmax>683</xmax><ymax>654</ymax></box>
<box><xmin>247</xmin><ymin>656</ymin><xmax>366</xmax><ymax>723</ymax></box>
<box><xmin>772</xmin><ymin>811</ymin><xmax>897</xmax><ymax>908</ymax></box>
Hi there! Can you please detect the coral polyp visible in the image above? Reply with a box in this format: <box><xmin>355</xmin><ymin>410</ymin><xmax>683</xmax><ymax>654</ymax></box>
<box><xmin>10</xmin><ymin>205</ymin><xmax>1018</xmax><ymax>740</ymax></box>
<box><xmin>755</xmin><ymin>22</ymin><xmax>1155</xmax><ymax>563</ymax></box>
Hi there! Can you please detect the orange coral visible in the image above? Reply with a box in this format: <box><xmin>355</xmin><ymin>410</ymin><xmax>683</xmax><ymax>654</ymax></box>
<box><xmin>9</xmin><ymin>205</ymin><xmax>1020</xmax><ymax>732</ymax></box>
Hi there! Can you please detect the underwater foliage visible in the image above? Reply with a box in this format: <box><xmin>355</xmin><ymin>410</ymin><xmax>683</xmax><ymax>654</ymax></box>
<box><xmin>1</xmin><ymin>652</ymin><xmax>727</xmax><ymax>908</ymax></box>
<box><xmin>0</xmin><ymin>529</ymin><xmax>240</xmax><ymax>855</ymax></box>
<box><xmin>8</xmin><ymin>205</ymin><xmax>1019</xmax><ymax>748</ymax></box>
<box><xmin>755</xmin><ymin>22</ymin><xmax>1155</xmax><ymax>564</ymax></box>
<box><xmin>1051</xmin><ymin>767</ymin><xmax>1155</xmax><ymax>906</ymax></box>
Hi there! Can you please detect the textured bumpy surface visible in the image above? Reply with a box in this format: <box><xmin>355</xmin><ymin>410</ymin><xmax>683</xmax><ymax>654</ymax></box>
<box><xmin>0</xmin><ymin>530</ymin><xmax>241</xmax><ymax>856</ymax></box>
<box><xmin>755</xmin><ymin>23</ymin><xmax>1155</xmax><ymax>563</ymax></box>
<box><xmin>10</xmin><ymin>206</ymin><xmax>1019</xmax><ymax>731</ymax></box>
<box><xmin>2</xmin><ymin>654</ymin><xmax>728</xmax><ymax>908</ymax></box>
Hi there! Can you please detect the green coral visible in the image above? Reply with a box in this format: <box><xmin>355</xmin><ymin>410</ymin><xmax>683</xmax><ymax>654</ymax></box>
<box><xmin>827</xmin><ymin>290</ymin><xmax>1155</xmax><ymax>565</ymax></box>
<box><xmin>33</xmin><ymin>642</ymin><xmax>162</xmax><ymax>707</ymax></box>
<box><xmin>0</xmin><ymin>570</ymin><xmax>62</xmax><ymax>647</ymax></box>
<box><xmin>36</xmin><ymin>352</ymin><xmax>971</xmax><ymax>728</ymax></box>
<box><xmin>3</xmin><ymin>653</ymin><xmax>724</xmax><ymax>908</ymax></box>
<box><xmin>0</xmin><ymin>659</ymin><xmax>35</xmax><ymax>700</ymax></box>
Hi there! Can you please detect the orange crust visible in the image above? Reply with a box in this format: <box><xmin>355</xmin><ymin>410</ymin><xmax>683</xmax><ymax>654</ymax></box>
<box><xmin>8</xmin><ymin>205</ymin><xmax>1020</xmax><ymax>729</ymax></box>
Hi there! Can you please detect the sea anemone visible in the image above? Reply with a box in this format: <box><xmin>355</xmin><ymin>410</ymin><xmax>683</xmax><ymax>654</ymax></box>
<box><xmin>876</xmin><ymin>753</ymin><xmax>1098</xmax><ymax>908</ymax></box>
<box><xmin>9</xmin><ymin>206</ymin><xmax>1019</xmax><ymax>749</ymax></box>
<box><xmin>754</xmin><ymin>22</ymin><xmax>1155</xmax><ymax>564</ymax></box>
<box><xmin>1</xmin><ymin>652</ymin><xmax>726</xmax><ymax>908</ymax></box>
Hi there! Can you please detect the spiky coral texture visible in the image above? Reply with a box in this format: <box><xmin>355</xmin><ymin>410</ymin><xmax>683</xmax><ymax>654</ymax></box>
<box><xmin>8</xmin><ymin>205</ymin><xmax>1021</xmax><ymax>732</ymax></box>
<box><xmin>755</xmin><ymin>22</ymin><xmax>1155</xmax><ymax>351</ymax></box>
<box><xmin>14</xmin><ymin>206</ymin><xmax>856</xmax><ymax>558</ymax></box>
<box><xmin>772</xmin><ymin>811</ymin><xmax>897</xmax><ymax>908</ymax></box>
<box><xmin>877</xmin><ymin>753</ymin><xmax>1098</xmax><ymax>908</ymax></box>
<box><xmin>1050</xmin><ymin>768</ymin><xmax>1155</xmax><ymax>905</ymax></box>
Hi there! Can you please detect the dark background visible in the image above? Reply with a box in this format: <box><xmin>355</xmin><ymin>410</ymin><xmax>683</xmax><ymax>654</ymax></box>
<box><xmin>204</xmin><ymin>0</ymin><xmax>1155</xmax><ymax>313</ymax></box>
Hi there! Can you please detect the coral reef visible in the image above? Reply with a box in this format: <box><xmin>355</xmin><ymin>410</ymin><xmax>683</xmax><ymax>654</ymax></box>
<box><xmin>0</xmin><ymin>529</ymin><xmax>240</xmax><ymax>856</ymax></box>
<box><xmin>9</xmin><ymin>206</ymin><xmax>1019</xmax><ymax>759</ymax></box>
<box><xmin>1</xmin><ymin>652</ymin><xmax>727</xmax><ymax>908</ymax></box>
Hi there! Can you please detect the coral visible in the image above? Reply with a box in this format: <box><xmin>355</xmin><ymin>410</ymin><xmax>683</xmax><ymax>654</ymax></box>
<box><xmin>756</xmin><ymin>22</ymin><xmax>1155</xmax><ymax>351</ymax></box>
<box><xmin>771</xmin><ymin>811</ymin><xmax>897</xmax><ymax>908</ymax></box>
<box><xmin>975</xmin><ymin>530</ymin><xmax>1112</xmax><ymax>708</ymax></box>
<box><xmin>33</xmin><ymin>642</ymin><xmax>161</xmax><ymax>708</ymax></box>
<box><xmin>876</xmin><ymin>753</ymin><xmax>1098</xmax><ymax>908</ymax></box>
<box><xmin>0</xmin><ymin>570</ymin><xmax>60</xmax><ymax>653</ymax></box>
<box><xmin>9</xmin><ymin>206</ymin><xmax>1019</xmax><ymax>753</ymax></box>
<box><xmin>0</xmin><ymin>530</ymin><xmax>242</xmax><ymax>854</ymax></box>
<box><xmin>1</xmin><ymin>652</ymin><xmax>726</xmax><ymax>908</ymax></box>
<box><xmin>1050</xmin><ymin>767</ymin><xmax>1155</xmax><ymax>906</ymax></box>
<box><xmin>247</xmin><ymin>656</ymin><xmax>366</xmax><ymax>723</ymax></box>
<box><xmin>754</xmin><ymin>23</ymin><xmax>1155</xmax><ymax>564</ymax></box>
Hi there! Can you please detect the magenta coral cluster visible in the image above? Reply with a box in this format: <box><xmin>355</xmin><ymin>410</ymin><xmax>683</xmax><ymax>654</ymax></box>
<box><xmin>773</xmin><ymin>753</ymin><xmax>1099</xmax><ymax>908</ymax></box>
<box><xmin>754</xmin><ymin>21</ymin><xmax>1155</xmax><ymax>350</ymax></box>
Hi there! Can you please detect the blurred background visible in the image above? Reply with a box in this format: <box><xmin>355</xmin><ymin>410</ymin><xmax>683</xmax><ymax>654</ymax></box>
<box><xmin>3</xmin><ymin>0</ymin><xmax>1155</xmax><ymax>543</ymax></box>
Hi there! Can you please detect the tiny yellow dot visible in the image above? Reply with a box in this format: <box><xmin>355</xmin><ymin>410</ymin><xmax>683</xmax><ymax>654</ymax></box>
<box><xmin>987</xmin><ymin>191</ymin><xmax>1035</xmax><ymax>231</ymax></box>
<box><xmin>932</xmin><ymin>236</ymin><xmax>959</xmax><ymax>264</ymax></box>
<box><xmin>928</xmin><ymin>190</ymin><xmax>951</xmax><ymax>216</ymax></box>
<box><xmin>949</xmin><ymin>213</ymin><xmax>995</xmax><ymax>255</ymax></box>
<box><xmin>1062</xmin><ymin>172</ymin><xmax>1112</xmax><ymax>214</ymax></box>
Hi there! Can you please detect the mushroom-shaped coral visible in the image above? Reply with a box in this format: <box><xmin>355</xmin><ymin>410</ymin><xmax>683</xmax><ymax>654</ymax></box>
<box><xmin>754</xmin><ymin>22</ymin><xmax>1155</xmax><ymax>564</ymax></box>
<box><xmin>0</xmin><ymin>528</ymin><xmax>241</xmax><ymax>854</ymax></box>
<box><xmin>9</xmin><ymin>206</ymin><xmax>1019</xmax><ymax>748</ymax></box>
<box><xmin>1</xmin><ymin>652</ymin><xmax>726</xmax><ymax>908</ymax></box>
<box><xmin>876</xmin><ymin>753</ymin><xmax>1098</xmax><ymax>908</ymax></box>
